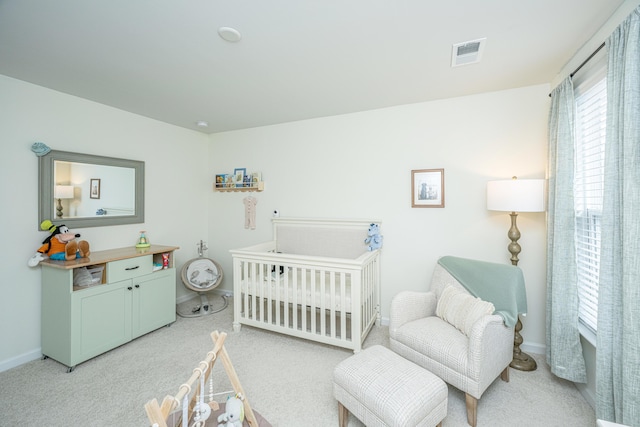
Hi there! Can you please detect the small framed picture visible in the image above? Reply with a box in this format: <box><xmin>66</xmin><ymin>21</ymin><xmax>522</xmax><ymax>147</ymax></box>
<box><xmin>411</xmin><ymin>169</ymin><xmax>444</xmax><ymax>208</ymax></box>
<box><xmin>251</xmin><ymin>172</ymin><xmax>262</xmax><ymax>187</ymax></box>
<box><xmin>233</xmin><ymin>168</ymin><xmax>246</xmax><ymax>188</ymax></box>
<box><xmin>215</xmin><ymin>174</ymin><xmax>227</xmax><ymax>188</ymax></box>
<box><xmin>90</xmin><ymin>178</ymin><xmax>101</xmax><ymax>199</ymax></box>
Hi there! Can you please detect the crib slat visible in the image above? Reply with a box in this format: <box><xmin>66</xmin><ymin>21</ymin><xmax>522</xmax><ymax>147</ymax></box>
<box><xmin>282</xmin><ymin>263</ymin><xmax>289</xmax><ymax>329</ymax></box>
<box><xmin>233</xmin><ymin>258</ymin><xmax>242</xmax><ymax>332</ymax></box>
<box><xmin>256</xmin><ymin>262</ymin><xmax>261</xmax><ymax>323</ymax></box>
<box><xmin>251</xmin><ymin>262</ymin><xmax>257</xmax><ymax>322</ymax></box>
<box><xmin>340</xmin><ymin>272</ymin><xmax>347</xmax><ymax>340</ymax></box>
<box><xmin>300</xmin><ymin>268</ymin><xmax>307</xmax><ymax>333</ymax></box>
<box><xmin>362</xmin><ymin>262</ymin><xmax>369</xmax><ymax>331</ymax></box>
<box><xmin>310</xmin><ymin>268</ymin><xmax>317</xmax><ymax>335</ymax></box>
<box><xmin>243</xmin><ymin>261</ymin><xmax>250</xmax><ymax>321</ymax></box>
<box><xmin>319</xmin><ymin>270</ymin><xmax>326</xmax><ymax>337</ymax></box>
<box><xmin>291</xmin><ymin>265</ymin><xmax>298</xmax><ymax>331</ymax></box>
<box><xmin>330</xmin><ymin>271</ymin><xmax>344</xmax><ymax>338</ymax></box>
<box><xmin>267</xmin><ymin>263</ymin><xmax>274</xmax><ymax>325</ymax></box>
<box><xmin>351</xmin><ymin>265</ymin><xmax>362</xmax><ymax>349</ymax></box>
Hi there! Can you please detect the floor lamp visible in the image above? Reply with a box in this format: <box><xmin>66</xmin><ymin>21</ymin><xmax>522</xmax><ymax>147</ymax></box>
<box><xmin>54</xmin><ymin>185</ymin><xmax>74</xmax><ymax>218</ymax></box>
<box><xmin>487</xmin><ymin>177</ymin><xmax>546</xmax><ymax>372</ymax></box>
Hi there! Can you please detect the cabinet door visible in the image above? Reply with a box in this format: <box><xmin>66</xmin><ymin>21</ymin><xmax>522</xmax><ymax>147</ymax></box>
<box><xmin>41</xmin><ymin>267</ymin><xmax>73</xmax><ymax>365</ymax></box>
<box><xmin>132</xmin><ymin>269</ymin><xmax>176</xmax><ymax>338</ymax></box>
<box><xmin>72</xmin><ymin>281</ymin><xmax>132</xmax><ymax>365</ymax></box>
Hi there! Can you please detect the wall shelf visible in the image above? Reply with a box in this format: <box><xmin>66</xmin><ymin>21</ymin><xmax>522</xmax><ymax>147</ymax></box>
<box><xmin>214</xmin><ymin>182</ymin><xmax>264</xmax><ymax>192</ymax></box>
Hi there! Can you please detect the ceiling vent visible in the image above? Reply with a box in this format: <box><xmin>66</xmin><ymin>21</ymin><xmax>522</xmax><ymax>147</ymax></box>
<box><xmin>451</xmin><ymin>38</ymin><xmax>486</xmax><ymax>67</ymax></box>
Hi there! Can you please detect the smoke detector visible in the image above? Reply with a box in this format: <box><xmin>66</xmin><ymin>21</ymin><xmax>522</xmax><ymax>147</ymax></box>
<box><xmin>218</xmin><ymin>27</ymin><xmax>242</xmax><ymax>43</ymax></box>
<box><xmin>451</xmin><ymin>38</ymin><xmax>486</xmax><ymax>67</ymax></box>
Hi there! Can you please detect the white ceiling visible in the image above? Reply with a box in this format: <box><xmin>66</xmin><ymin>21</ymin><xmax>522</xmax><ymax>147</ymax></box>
<box><xmin>0</xmin><ymin>0</ymin><xmax>625</xmax><ymax>134</ymax></box>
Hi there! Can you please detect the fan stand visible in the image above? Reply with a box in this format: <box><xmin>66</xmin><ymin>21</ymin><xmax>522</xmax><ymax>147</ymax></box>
<box><xmin>177</xmin><ymin>254</ymin><xmax>227</xmax><ymax>318</ymax></box>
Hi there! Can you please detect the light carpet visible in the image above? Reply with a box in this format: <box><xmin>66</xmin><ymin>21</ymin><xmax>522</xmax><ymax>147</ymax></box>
<box><xmin>0</xmin><ymin>296</ymin><xmax>595</xmax><ymax>426</ymax></box>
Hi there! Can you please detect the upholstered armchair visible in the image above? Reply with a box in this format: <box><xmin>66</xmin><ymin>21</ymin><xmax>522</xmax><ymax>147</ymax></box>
<box><xmin>390</xmin><ymin>256</ymin><xmax>526</xmax><ymax>427</ymax></box>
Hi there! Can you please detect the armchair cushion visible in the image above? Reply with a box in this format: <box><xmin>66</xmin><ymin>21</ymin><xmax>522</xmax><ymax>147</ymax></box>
<box><xmin>389</xmin><ymin>290</ymin><xmax>437</xmax><ymax>335</ymax></box>
<box><xmin>436</xmin><ymin>286</ymin><xmax>495</xmax><ymax>336</ymax></box>
<box><xmin>393</xmin><ymin>316</ymin><xmax>471</xmax><ymax>375</ymax></box>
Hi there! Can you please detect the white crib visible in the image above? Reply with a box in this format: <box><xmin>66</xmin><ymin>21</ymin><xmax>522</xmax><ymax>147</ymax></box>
<box><xmin>230</xmin><ymin>218</ymin><xmax>381</xmax><ymax>352</ymax></box>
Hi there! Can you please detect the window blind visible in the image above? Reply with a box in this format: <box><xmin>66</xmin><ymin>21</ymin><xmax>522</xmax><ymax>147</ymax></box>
<box><xmin>574</xmin><ymin>72</ymin><xmax>606</xmax><ymax>334</ymax></box>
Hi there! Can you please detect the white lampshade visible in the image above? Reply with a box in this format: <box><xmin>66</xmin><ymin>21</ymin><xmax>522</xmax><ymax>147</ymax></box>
<box><xmin>54</xmin><ymin>185</ymin><xmax>74</xmax><ymax>199</ymax></box>
<box><xmin>487</xmin><ymin>178</ymin><xmax>546</xmax><ymax>212</ymax></box>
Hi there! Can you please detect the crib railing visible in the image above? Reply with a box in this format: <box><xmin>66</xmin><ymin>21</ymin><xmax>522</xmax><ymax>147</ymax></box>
<box><xmin>231</xmin><ymin>247</ymin><xmax>380</xmax><ymax>352</ymax></box>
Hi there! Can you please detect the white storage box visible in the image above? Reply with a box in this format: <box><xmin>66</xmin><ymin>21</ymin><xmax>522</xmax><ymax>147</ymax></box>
<box><xmin>86</xmin><ymin>265</ymin><xmax>105</xmax><ymax>285</ymax></box>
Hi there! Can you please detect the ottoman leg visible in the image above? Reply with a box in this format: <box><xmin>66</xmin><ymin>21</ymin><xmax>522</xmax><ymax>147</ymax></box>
<box><xmin>338</xmin><ymin>402</ymin><xmax>349</xmax><ymax>427</ymax></box>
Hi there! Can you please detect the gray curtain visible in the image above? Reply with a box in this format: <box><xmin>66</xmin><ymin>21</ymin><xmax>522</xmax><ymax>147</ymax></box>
<box><xmin>596</xmin><ymin>8</ymin><xmax>640</xmax><ymax>425</ymax></box>
<box><xmin>545</xmin><ymin>78</ymin><xmax>587</xmax><ymax>383</ymax></box>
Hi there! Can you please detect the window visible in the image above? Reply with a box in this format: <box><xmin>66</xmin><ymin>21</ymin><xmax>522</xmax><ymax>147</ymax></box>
<box><xmin>573</xmin><ymin>55</ymin><xmax>607</xmax><ymax>334</ymax></box>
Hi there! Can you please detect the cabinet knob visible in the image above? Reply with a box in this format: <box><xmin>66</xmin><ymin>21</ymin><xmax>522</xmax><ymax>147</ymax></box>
<box><xmin>127</xmin><ymin>286</ymin><xmax>133</xmax><ymax>291</ymax></box>
<box><xmin>135</xmin><ymin>284</ymin><xmax>140</xmax><ymax>288</ymax></box>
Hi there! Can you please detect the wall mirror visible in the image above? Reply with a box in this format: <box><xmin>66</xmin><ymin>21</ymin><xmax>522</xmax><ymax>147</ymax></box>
<box><xmin>38</xmin><ymin>150</ymin><xmax>144</xmax><ymax>229</ymax></box>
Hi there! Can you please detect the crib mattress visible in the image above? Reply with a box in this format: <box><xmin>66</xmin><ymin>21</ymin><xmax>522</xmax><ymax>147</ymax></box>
<box><xmin>240</xmin><ymin>269</ymin><xmax>353</xmax><ymax>312</ymax></box>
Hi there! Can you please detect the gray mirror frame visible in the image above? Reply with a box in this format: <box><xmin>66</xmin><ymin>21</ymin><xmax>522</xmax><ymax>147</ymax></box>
<box><xmin>38</xmin><ymin>150</ymin><xmax>145</xmax><ymax>229</ymax></box>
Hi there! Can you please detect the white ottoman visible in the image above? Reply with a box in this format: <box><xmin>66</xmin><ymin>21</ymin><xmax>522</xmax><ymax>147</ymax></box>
<box><xmin>333</xmin><ymin>345</ymin><xmax>447</xmax><ymax>427</ymax></box>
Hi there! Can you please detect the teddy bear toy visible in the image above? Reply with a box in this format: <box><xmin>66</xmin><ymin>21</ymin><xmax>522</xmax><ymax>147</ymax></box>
<box><xmin>28</xmin><ymin>220</ymin><xmax>90</xmax><ymax>267</ymax></box>
<box><xmin>217</xmin><ymin>394</ymin><xmax>245</xmax><ymax>427</ymax></box>
<box><xmin>364</xmin><ymin>223</ymin><xmax>383</xmax><ymax>251</ymax></box>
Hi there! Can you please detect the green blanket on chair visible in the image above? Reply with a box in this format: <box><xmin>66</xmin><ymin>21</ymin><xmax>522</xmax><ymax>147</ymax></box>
<box><xmin>437</xmin><ymin>256</ymin><xmax>527</xmax><ymax>328</ymax></box>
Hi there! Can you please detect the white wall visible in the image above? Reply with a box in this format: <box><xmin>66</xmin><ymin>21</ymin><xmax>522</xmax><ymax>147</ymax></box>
<box><xmin>208</xmin><ymin>84</ymin><xmax>550</xmax><ymax>353</ymax></box>
<box><xmin>0</xmin><ymin>75</ymin><xmax>210</xmax><ymax>371</ymax></box>
<box><xmin>0</xmin><ymin>75</ymin><xmax>549</xmax><ymax>372</ymax></box>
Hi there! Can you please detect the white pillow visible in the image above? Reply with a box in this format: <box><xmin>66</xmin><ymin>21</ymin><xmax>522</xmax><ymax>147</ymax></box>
<box><xmin>436</xmin><ymin>286</ymin><xmax>495</xmax><ymax>336</ymax></box>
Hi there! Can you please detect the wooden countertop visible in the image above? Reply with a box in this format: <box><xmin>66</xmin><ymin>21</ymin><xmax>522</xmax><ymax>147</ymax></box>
<box><xmin>39</xmin><ymin>245</ymin><xmax>180</xmax><ymax>270</ymax></box>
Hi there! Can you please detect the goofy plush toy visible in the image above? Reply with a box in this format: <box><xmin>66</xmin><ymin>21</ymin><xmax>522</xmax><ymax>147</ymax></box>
<box><xmin>28</xmin><ymin>220</ymin><xmax>90</xmax><ymax>267</ymax></box>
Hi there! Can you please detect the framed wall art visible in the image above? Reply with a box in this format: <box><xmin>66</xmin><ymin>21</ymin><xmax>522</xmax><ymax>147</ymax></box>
<box><xmin>90</xmin><ymin>178</ymin><xmax>101</xmax><ymax>199</ymax></box>
<box><xmin>411</xmin><ymin>169</ymin><xmax>444</xmax><ymax>208</ymax></box>
<box><xmin>233</xmin><ymin>168</ymin><xmax>246</xmax><ymax>188</ymax></box>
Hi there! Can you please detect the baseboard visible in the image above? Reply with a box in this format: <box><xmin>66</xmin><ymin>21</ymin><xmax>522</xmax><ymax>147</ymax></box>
<box><xmin>576</xmin><ymin>382</ymin><xmax>596</xmax><ymax>410</ymax></box>
<box><xmin>176</xmin><ymin>288</ymin><xmax>232</xmax><ymax>304</ymax></box>
<box><xmin>0</xmin><ymin>348</ymin><xmax>42</xmax><ymax>373</ymax></box>
<box><xmin>521</xmin><ymin>341</ymin><xmax>545</xmax><ymax>356</ymax></box>
<box><xmin>190</xmin><ymin>302</ymin><xmax>542</xmax><ymax>355</ymax></box>
<box><xmin>176</xmin><ymin>293</ymin><xmax>195</xmax><ymax>304</ymax></box>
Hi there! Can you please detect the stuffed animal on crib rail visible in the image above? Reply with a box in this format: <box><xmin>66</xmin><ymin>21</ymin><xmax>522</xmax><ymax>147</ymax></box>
<box><xmin>217</xmin><ymin>394</ymin><xmax>245</xmax><ymax>427</ymax></box>
<box><xmin>27</xmin><ymin>220</ymin><xmax>91</xmax><ymax>267</ymax></box>
<box><xmin>364</xmin><ymin>223</ymin><xmax>383</xmax><ymax>251</ymax></box>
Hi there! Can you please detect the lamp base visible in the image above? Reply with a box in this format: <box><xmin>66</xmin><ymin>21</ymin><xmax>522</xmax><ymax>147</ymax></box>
<box><xmin>511</xmin><ymin>351</ymin><xmax>538</xmax><ymax>371</ymax></box>
<box><xmin>508</xmin><ymin>212</ymin><xmax>521</xmax><ymax>266</ymax></box>
<box><xmin>510</xmin><ymin>317</ymin><xmax>537</xmax><ymax>371</ymax></box>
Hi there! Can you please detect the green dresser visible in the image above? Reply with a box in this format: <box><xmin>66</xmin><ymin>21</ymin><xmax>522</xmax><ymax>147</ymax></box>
<box><xmin>40</xmin><ymin>245</ymin><xmax>179</xmax><ymax>372</ymax></box>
